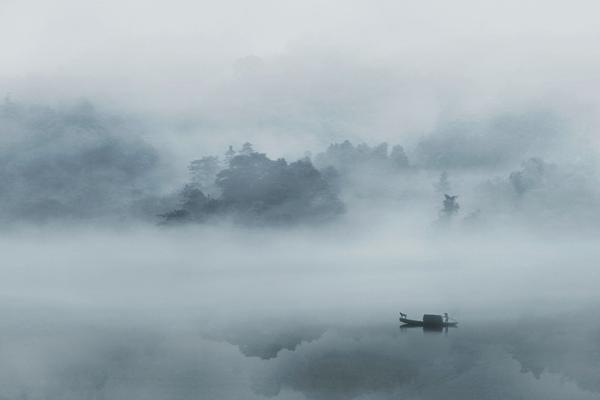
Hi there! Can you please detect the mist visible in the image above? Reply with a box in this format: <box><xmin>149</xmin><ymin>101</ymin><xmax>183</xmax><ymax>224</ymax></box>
<box><xmin>2</xmin><ymin>1</ymin><xmax>600</xmax><ymax>399</ymax></box>
<box><xmin>2</xmin><ymin>226</ymin><xmax>599</xmax><ymax>399</ymax></box>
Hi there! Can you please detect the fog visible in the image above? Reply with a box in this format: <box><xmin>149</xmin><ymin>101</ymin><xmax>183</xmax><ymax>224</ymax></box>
<box><xmin>2</xmin><ymin>1</ymin><xmax>600</xmax><ymax>399</ymax></box>
<box><xmin>2</xmin><ymin>227</ymin><xmax>600</xmax><ymax>399</ymax></box>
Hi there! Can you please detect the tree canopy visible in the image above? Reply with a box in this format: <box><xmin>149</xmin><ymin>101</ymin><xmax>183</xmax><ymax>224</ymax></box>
<box><xmin>163</xmin><ymin>150</ymin><xmax>344</xmax><ymax>225</ymax></box>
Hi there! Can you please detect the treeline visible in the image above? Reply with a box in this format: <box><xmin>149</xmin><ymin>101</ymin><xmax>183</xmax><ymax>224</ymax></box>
<box><xmin>162</xmin><ymin>145</ymin><xmax>344</xmax><ymax>225</ymax></box>
<box><xmin>2</xmin><ymin>99</ymin><xmax>598</xmax><ymax>229</ymax></box>
<box><xmin>314</xmin><ymin>140</ymin><xmax>409</xmax><ymax>172</ymax></box>
<box><xmin>160</xmin><ymin>140</ymin><xmax>416</xmax><ymax>225</ymax></box>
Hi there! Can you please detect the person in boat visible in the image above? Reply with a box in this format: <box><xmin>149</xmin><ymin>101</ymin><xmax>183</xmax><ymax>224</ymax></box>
<box><xmin>399</xmin><ymin>312</ymin><xmax>407</xmax><ymax>319</ymax></box>
<box><xmin>444</xmin><ymin>313</ymin><xmax>449</xmax><ymax>323</ymax></box>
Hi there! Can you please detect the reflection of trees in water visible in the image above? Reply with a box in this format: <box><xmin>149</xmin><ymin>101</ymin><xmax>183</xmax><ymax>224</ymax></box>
<box><xmin>501</xmin><ymin>317</ymin><xmax>600</xmax><ymax>393</ymax></box>
<box><xmin>202</xmin><ymin>320</ymin><xmax>326</xmax><ymax>360</ymax></box>
<box><xmin>2</xmin><ymin>312</ymin><xmax>599</xmax><ymax>400</ymax></box>
<box><xmin>248</xmin><ymin>316</ymin><xmax>600</xmax><ymax>399</ymax></box>
<box><xmin>251</xmin><ymin>325</ymin><xmax>478</xmax><ymax>399</ymax></box>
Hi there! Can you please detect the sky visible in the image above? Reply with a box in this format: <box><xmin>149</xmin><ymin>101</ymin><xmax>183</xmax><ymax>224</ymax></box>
<box><xmin>2</xmin><ymin>0</ymin><xmax>600</xmax><ymax>131</ymax></box>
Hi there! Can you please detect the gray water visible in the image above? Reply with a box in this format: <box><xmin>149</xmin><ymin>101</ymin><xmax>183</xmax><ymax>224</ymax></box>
<box><xmin>1</xmin><ymin>227</ymin><xmax>599</xmax><ymax>400</ymax></box>
<box><xmin>1</xmin><ymin>305</ymin><xmax>599</xmax><ymax>400</ymax></box>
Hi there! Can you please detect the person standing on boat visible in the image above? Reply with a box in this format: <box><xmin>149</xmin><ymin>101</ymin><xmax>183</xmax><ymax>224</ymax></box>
<box><xmin>444</xmin><ymin>313</ymin><xmax>449</xmax><ymax>323</ymax></box>
<box><xmin>399</xmin><ymin>312</ymin><xmax>407</xmax><ymax>319</ymax></box>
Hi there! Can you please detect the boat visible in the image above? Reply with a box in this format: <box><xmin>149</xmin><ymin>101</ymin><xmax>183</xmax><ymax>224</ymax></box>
<box><xmin>399</xmin><ymin>313</ymin><xmax>458</xmax><ymax>328</ymax></box>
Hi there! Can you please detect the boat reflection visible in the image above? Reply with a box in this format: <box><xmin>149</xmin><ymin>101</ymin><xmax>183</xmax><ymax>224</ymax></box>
<box><xmin>399</xmin><ymin>324</ymin><xmax>455</xmax><ymax>334</ymax></box>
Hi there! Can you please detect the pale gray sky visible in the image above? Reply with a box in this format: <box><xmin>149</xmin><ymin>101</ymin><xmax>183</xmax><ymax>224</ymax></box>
<box><xmin>1</xmin><ymin>0</ymin><xmax>600</xmax><ymax>154</ymax></box>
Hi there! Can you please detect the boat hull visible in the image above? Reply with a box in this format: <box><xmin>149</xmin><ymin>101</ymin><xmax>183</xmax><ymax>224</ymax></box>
<box><xmin>400</xmin><ymin>317</ymin><xmax>458</xmax><ymax>328</ymax></box>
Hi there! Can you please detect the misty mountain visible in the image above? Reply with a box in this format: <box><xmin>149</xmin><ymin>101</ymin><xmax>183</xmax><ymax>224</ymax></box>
<box><xmin>414</xmin><ymin>111</ymin><xmax>565</xmax><ymax>169</ymax></box>
<box><xmin>0</xmin><ymin>99</ymin><xmax>163</xmax><ymax>224</ymax></box>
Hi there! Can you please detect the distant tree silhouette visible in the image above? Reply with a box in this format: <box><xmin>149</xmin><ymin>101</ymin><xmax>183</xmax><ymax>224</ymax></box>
<box><xmin>440</xmin><ymin>194</ymin><xmax>460</xmax><ymax>220</ymax></box>
<box><xmin>314</xmin><ymin>140</ymin><xmax>410</xmax><ymax>173</ymax></box>
<box><xmin>390</xmin><ymin>145</ymin><xmax>409</xmax><ymax>168</ymax></box>
<box><xmin>163</xmin><ymin>149</ymin><xmax>344</xmax><ymax>225</ymax></box>
<box><xmin>371</xmin><ymin>142</ymin><xmax>388</xmax><ymax>160</ymax></box>
<box><xmin>434</xmin><ymin>171</ymin><xmax>451</xmax><ymax>194</ymax></box>
<box><xmin>0</xmin><ymin>98</ymin><xmax>161</xmax><ymax>223</ymax></box>
<box><xmin>240</xmin><ymin>142</ymin><xmax>254</xmax><ymax>155</ymax></box>
<box><xmin>509</xmin><ymin>158</ymin><xmax>546</xmax><ymax>196</ymax></box>
<box><xmin>188</xmin><ymin>156</ymin><xmax>221</xmax><ymax>194</ymax></box>
<box><xmin>160</xmin><ymin>184</ymin><xmax>219</xmax><ymax>223</ymax></box>
<box><xmin>225</xmin><ymin>145</ymin><xmax>236</xmax><ymax>164</ymax></box>
<box><xmin>216</xmin><ymin>152</ymin><xmax>343</xmax><ymax>222</ymax></box>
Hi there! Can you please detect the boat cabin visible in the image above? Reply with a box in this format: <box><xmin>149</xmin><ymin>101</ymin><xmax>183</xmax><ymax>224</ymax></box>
<box><xmin>422</xmin><ymin>314</ymin><xmax>444</xmax><ymax>327</ymax></box>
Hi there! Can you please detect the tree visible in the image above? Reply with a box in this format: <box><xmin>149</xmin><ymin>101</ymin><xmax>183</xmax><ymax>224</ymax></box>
<box><xmin>434</xmin><ymin>171</ymin><xmax>451</xmax><ymax>194</ymax></box>
<box><xmin>163</xmin><ymin>151</ymin><xmax>344</xmax><ymax>225</ymax></box>
<box><xmin>390</xmin><ymin>145</ymin><xmax>409</xmax><ymax>168</ymax></box>
<box><xmin>509</xmin><ymin>158</ymin><xmax>546</xmax><ymax>196</ymax></box>
<box><xmin>161</xmin><ymin>184</ymin><xmax>220</xmax><ymax>224</ymax></box>
<box><xmin>371</xmin><ymin>142</ymin><xmax>388</xmax><ymax>160</ymax></box>
<box><xmin>225</xmin><ymin>145</ymin><xmax>236</xmax><ymax>164</ymax></box>
<box><xmin>314</xmin><ymin>140</ymin><xmax>410</xmax><ymax>173</ymax></box>
<box><xmin>240</xmin><ymin>142</ymin><xmax>255</xmax><ymax>155</ymax></box>
<box><xmin>188</xmin><ymin>156</ymin><xmax>221</xmax><ymax>193</ymax></box>
<box><xmin>440</xmin><ymin>194</ymin><xmax>460</xmax><ymax>220</ymax></box>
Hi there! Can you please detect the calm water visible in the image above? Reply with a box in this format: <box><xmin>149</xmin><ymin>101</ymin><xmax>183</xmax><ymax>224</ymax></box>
<box><xmin>1</xmin><ymin>229</ymin><xmax>599</xmax><ymax>399</ymax></box>
<box><xmin>1</xmin><ymin>304</ymin><xmax>599</xmax><ymax>400</ymax></box>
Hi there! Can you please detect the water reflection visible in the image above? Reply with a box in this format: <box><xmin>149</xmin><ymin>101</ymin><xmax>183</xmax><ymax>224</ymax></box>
<box><xmin>399</xmin><ymin>324</ymin><xmax>456</xmax><ymax>333</ymax></box>
<box><xmin>1</xmin><ymin>308</ymin><xmax>599</xmax><ymax>400</ymax></box>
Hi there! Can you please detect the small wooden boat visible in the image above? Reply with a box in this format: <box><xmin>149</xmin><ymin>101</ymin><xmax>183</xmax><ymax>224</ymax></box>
<box><xmin>399</xmin><ymin>313</ymin><xmax>458</xmax><ymax>328</ymax></box>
